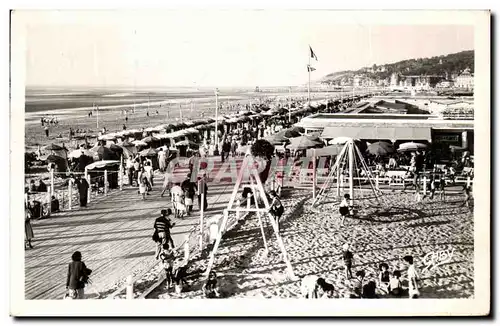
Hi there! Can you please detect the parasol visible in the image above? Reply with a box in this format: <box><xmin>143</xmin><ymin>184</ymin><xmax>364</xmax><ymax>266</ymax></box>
<box><xmin>288</xmin><ymin>135</ymin><xmax>323</xmax><ymax>151</ymax></box>
<box><xmin>366</xmin><ymin>141</ymin><xmax>395</xmax><ymax>156</ymax></box>
<box><xmin>141</xmin><ymin>136</ymin><xmax>158</xmax><ymax>143</ymax></box>
<box><xmin>398</xmin><ymin>142</ymin><xmax>428</xmax><ymax>152</ymax></box>
<box><xmin>175</xmin><ymin>139</ymin><xmax>200</xmax><ymax>148</ymax></box>
<box><xmin>68</xmin><ymin>149</ymin><xmax>93</xmax><ymax>159</ymax></box>
<box><xmin>139</xmin><ymin>148</ymin><xmax>159</xmax><ymax>157</ymax></box>
<box><xmin>132</xmin><ymin>140</ymin><xmax>148</xmax><ymax>147</ymax></box>
<box><xmin>43</xmin><ymin>143</ymin><xmax>64</xmax><ymax>151</ymax></box>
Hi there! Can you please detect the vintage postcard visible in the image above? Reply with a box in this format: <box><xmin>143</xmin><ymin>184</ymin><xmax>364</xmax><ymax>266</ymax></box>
<box><xmin>10</xmin><ymin>9</ymin><xmax>490</xmax><ymax>316</ymax></box>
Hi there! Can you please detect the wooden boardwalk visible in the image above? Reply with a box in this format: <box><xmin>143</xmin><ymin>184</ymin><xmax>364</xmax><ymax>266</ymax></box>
<box><xmin>25</xmin><ymin>157</ymin><xmax>243</xmax><ymax>300</ymax></box>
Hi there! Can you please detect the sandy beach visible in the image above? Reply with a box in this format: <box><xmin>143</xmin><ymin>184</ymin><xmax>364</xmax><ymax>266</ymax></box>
<box><xmin>145</xmin><ymin>188</ymin><xmax>473</xmax><ymax>299</ymax></box>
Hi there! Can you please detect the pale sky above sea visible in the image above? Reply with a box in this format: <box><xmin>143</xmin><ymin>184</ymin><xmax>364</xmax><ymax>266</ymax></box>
<box><xmin>21</xmin><ymin>11</ymin><xmax>474</xmax><ymax>88</ymax></box>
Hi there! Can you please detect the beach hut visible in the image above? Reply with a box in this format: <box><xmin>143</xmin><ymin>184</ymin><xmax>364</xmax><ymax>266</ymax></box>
<box><xmin>85</xmin><ymin>160</ymin><xmax>121</xmax><ymax>190</ymax></box>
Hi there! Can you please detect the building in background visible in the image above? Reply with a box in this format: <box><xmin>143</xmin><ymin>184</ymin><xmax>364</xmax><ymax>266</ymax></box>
<box><xmin>454</xmin><ymin>67</ymin><xmax>474</xmax><ymax>90</ymax></box>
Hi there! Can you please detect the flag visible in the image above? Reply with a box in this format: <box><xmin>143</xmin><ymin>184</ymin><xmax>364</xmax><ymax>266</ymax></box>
<box><xmin>307</xmin><ymin>64</ymin><xmax>316</xmax><ymax>72</ymax></box>
<box><xmin>309</xmin><ymin>45</ymin><xmax>318</xmax><ymax>61</ymax></box>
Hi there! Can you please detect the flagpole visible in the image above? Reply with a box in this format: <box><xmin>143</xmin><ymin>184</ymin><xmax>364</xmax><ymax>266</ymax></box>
<box><xmin>214</xmin><ymin>88</ymin><xmax>219</xmax><ymax>156</ymax></box>
<box><xmin>308</xmin><ymin>54</ymin><xmax>311</xmax><ymax>105</ymax></box>
<box><xmin>179</xmin><ymin>102</ymin><xmax>183</xmax><ymax>122</ymax></box>
<box><xmin>96</xmin><ymin>103</ymin><xmax>99</xmax><ymax>130</ymax></box>
<box><xmin>288</xmin><ymin>86</ymin><xmax>291</xmax><ymax>123</ymax></box>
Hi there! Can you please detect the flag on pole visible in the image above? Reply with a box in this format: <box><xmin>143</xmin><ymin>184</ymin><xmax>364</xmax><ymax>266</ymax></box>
<box><xmin>307</xmin><ymin>64</ymin><xmax>316</xmax><ymax>72</ymax></box>
<box><xmin>309</xmin><ymin>45</ymin><xmax>318</xmax><ymax>61</ymax></box>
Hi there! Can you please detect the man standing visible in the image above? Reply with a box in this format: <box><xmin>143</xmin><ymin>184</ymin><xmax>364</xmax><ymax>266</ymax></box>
<box><xmin>197</xmin><ymin>171</ymin><xmax>208</xmax><ymax>211</ymax></box>
<box><xmin>158</xmin><ymin>148</ymin><xmax>167</xmax><ymax>172</ymax></box>
<box><xmin>75</xmin><ymin>176</ymin><xmax>89</xmax><ymax>208</ymax></box>
<box><xmin>153</xmin><ymin>209</ymin><xmax>175</xmax><ymax>259</ymax></box>
<box><xmin>126</xmin><ymin>156</ymin><xmax>134</xmax><ymax>186</ymax></box>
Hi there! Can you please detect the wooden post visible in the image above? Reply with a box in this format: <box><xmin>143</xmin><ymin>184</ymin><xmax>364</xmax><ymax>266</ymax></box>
<box><xmin>375</xmin><ymin>172</ymin><xmax>380</xmax><ymax>191</ymax></box>
<box><xmin>68</xmin><ymin>179</ymin><xmax>73</xmax><ymax>210</ymax></box>
<box><xmin>312</xmin><ymin>150</ymin><xmax>317</xmax><ymax>201</ymax></box>
<box><xmin>348</xmin><ymin>141</ymin><xmax>354</xmax><ymax>206</ymax></box>
<box><xmin>466</xmin><ymin>175</ymin><xmax>471</xmax><ymax>188</ymax></box>
<box><xmin>47</xmin><ymin>186</ymin><xmax>52</xmax><ymax>216</ymax></box>
<box><xmin>50</xmin><ymin>168</ymin><xmax>55</xmax><ymax>197</ymax></box>
<box><xmin>336</xmin><ymin>162</ymin><xmax>341</xmax><ymax>197</ymax></box>
<box><xmin>119</xmin><ymin>162</ymin><xmax>124</xmax><ymax>191</ymax></box>
<box><xmin>86</xmin><ymin>173</ymin><xmax>91</xmax><ymax>204</ymax></box>
<box><xmin>423</xmin><ymin>176</ymin><xmax>427</xmax><ymax>196</ymax></box>
<box><xmin>199</xmin><ymin>192</ymin><xmax>205</xmax><ymax>252</ymax></box>
<box><xmin>126</xmin><ymin>275</ymin><xmax>134</xmax><ymax>300</ymax></box>
<box><xmin>247</xmin><ymin>192</ymin><xmax>251</xmax><ymax>210</ymax></box>
<box><xmin>104</xmin><ymin>170</ymin><xmax>108</xmax><ymax>195</ymax></box>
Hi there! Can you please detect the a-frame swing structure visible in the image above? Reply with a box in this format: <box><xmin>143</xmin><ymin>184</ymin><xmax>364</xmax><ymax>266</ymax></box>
<box><xmin>312</xmin><ymin>139</ymin><xmax>384</xmax><ymax>208</ymax></box>
<box><xmin>204</xmin><ymin>156</ymin><xmax>297</xmax><ymax>280</ymax></box>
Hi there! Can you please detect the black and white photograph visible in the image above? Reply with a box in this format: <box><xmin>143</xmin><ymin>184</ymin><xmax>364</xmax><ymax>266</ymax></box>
<box><xmin>9</xmin><ymin>9</ymin><xmax>490</xmax><ymax>317</ymax></box>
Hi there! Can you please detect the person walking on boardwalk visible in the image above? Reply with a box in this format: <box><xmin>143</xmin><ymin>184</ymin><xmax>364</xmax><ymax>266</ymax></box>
<box><xmin>153</xmin><ymin>209</ymin><xmax>176</xmax><ymax>259</ymax></box>
<box><xmin>75</xmin><ymin>175</ymin><xmax>89</xmax><ymax>207</ymax></box>
<box><xmin>66</xmin><ymin>251</ymin><xmax>92</xmax><ymax>299</ymax></box>
<box><xmin>25</xmin><ymin>206</ymin><xmax>34</xmax><ymax>249</ymax></box>
<box><xmin>197</xmin><ymin>171</ymin><xmax>208</xmax><ymax>211</ymax></box>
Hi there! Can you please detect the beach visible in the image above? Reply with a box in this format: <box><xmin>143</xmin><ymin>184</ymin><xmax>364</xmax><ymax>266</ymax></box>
<box><xmin>147</xmin><ymin>189</ymin><xmax>473</xmax><ymax>299</ymax></box>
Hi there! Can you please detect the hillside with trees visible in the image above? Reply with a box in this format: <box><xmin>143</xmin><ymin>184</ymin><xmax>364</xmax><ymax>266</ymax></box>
<box><xmin>321</xmin><ymin>50</ymin><xmax>474</xmax><ymax>84</ymax></box>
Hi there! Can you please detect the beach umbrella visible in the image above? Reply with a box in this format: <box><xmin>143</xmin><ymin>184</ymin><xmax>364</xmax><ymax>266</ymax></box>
<box><xmin>132</xmin><ymin>140</ymin><xmax>148</xmax><ymax>147</ymax></box>
<box><xmin>175</xmin><ymin>139</ymin><xmax>199</xmax><ymax>148</ymax></box>
<box><xmin>85</xmin><ymin>160</ymin><xmax>120</xmax><ymax>171</ymax></box>
<box><xmin>43</xmin><ymin>143</ymin><xmax>64</xmax><ymax>151</ymax></box>
<box><xmin>141</xmin><ymin>136</ymin><xmax>158</xmax><ymax>143</ymax></box>
<box><xmin>367</xmin><ymin>142</ymin><xmax>395</xmax><ymax>156</ymax></box>
<box><xmin>121</xmin><ymin>140</ymin><xmax>135</xmax><ymax>147</ymax></box>
<box><xmin>398</xmin><ymin>142</ymin><xmax>428</xmax><ymax>152</ymax></box>
<box><xmin>276</xmin><ymin>129</ymin><xmax>301</xmax><ymax>139</ymax></box>
<box><xmin>90</xmin><ymin>146</ymin><xmax>118</xmax><ymax>160</ymax></box>
<box><xmin>45</xmin><ymin>154</ymin><xmax>68</xmax><ymax>172</ymax></box>
<box><xmin>139</xmin><ymin>148</ymin><xmax>159</xmax><ymax>157</ymax></box>
<box><xmin>68</xmin><ymin>149</ymin><xmax>93</xmax><ymax>159</ymax></box>
<box><xmin>264</xmin><ymin>134</ymin><xmax>289</xmax><ymax>145</ymax></box>
<box><xmin>108</xmin><ymin>143</ymin><xmax>124</xmax><ymax>155</ymax></box>
<box><xmin>290</xmin><ymin>126</ymin><xmax>306</xmax><ymax>134</ymax></box>
<box><xmin>288</xmin><ymin>135</ymin><xmax>323</xmax><ymax>151</ymax></box>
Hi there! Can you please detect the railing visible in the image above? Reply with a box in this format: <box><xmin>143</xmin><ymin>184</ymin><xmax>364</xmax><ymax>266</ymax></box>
<box><xmin>25</xmin><ymin>168</ymin><xmax>125</xmax><ymax>218</ymax></box>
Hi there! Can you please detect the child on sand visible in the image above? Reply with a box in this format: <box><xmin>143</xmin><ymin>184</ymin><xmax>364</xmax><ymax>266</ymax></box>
<box><xmin>203</xmin><ymin>271</ymin><xmax>220</xmax><ymax>298</ymax></box>
<box><xmin>378</xmin><ymin>263</ymin><xmax>391</xmax><ymax>294</ymax></box>
<box><xmin>159</xmin><ymin>249</ymin><xmax>175</xmax><ymax>290</ymax></box>
<box><xmin>389</xmin><ymin>270</ymin><xmax>402</xmax><ymax>297</ymax></box>
<box><xmin>347</xmin><ymin>270</ymin><xmax>365</xmax><ymax>298</ymax></box>
<box><xmin>342</xmin><ymin>243</ymin><xmax>354</xmax><ymax>279</ymax></box>
<box><xmin>300</xmin><ymin>275</ymin><xmax>335</xmax><ymax>299</ymax></box>
<box><xmin>339</xmin><ymin>194</ymin><xmax>352</xmax><ymax>226</ymax></box>
<box><xmin>403</xmin><ymin>255</ymin><xmax>420</xmax><ymax>299</ymax></box>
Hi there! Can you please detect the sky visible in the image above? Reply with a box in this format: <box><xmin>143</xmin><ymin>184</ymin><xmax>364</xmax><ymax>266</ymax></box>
<box><xmin>20</xmin><ymin>11</ymin><xmax>475</xmax><ymax>88</ymax></box>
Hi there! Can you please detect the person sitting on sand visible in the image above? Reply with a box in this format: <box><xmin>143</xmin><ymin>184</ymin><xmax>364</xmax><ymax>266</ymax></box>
<box><xmin>362</xmin><ymin>280</ymin><xmax>378</xmax><ymax>298</ymax></box>
<box><xmin>203</xmin><ymin>271</ymin><xmax>220</xmax><ymax>298</ymax></box>
<box><xmin>339</xmin><ymin>194</ymin><xmax>352</xmax><ymax>226</ymax></box>
<box><xmin>268</xmin><ymin>190</ymin><xmax>284</xmax><ymax>227</ymax></box>
<box><xmin>378</xmin><ymin>263</ymin><xmax>391</xmax><ymax>294</ymax></box>
<box><xmin>342</xmin><ymin>243</ymin><xmax>354</xmax><ymax>279</ymax></box>
<box><xmin>50</xmin><ymin>195</ymin><xmax>60</xmax><ymax>213</ymax></box>
<box><xmin>347</xmin><ymin>270</ymin><xmax>365</xmax><ymax>298</ymax></box>
<box><xmin>389</xmin><ymin>270</ymin><xmax>402</xmax><ymax>297</ymax></box>
<box><xmin>300</xmin><ymin>276</ymin><xmax>335</xmax><ymax>299</ymax></box>
<box><xmin>403</xmin><ymin>255</ymin><xmax>420</xmax><ymax>299</ymax></box>
<box><xmin>172</xmin><ymin>260</ymin><xmax>189</xmax><ymax>294</ymax></box>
